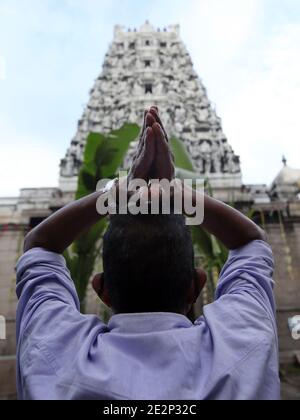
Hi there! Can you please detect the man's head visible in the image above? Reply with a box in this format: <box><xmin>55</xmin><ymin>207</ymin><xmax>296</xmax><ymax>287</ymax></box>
<box><xmin>93</xmin><ymin>107</ymin><xmax>206</xmax><ymax>315</ymax></box>
<box><xmin>93</xmin><ymin>213</ymin><xmax>206</xmax><ymax>315</ymax></box>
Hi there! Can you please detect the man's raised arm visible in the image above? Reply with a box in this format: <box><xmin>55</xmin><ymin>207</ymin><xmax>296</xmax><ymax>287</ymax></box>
<box><xmin>24</xmin><ymin>191</ymin><xmax>105</xmax><ymax>254</ymax></box>
<box><xmin>24</xmin><ymin>111</ymin><xmax>157</xmax><ymax>254</ymax></box>
<box><xmin>194</xmin><ymin>192</ymin><xmax>266</xmax><ymax>250</ymax></box>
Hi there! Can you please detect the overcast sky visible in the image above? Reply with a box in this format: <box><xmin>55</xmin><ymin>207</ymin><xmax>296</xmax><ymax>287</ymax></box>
<box><xmin>0</xmin><ymin>0</ymin><xmax>300</xmax><ymax>196</ymax></box>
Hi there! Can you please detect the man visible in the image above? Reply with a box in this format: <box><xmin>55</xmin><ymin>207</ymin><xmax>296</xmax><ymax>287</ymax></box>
<box><xmin>16</xmin><ymin>108</ymin><xmax>280</xmax><ymax>400</ymax></box>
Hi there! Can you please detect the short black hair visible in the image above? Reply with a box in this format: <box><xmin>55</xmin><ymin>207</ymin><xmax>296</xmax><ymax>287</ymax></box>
<box><xmin>103</xmin><ymin>213</ymin><xmax>195</xmax><ymax>314</ymax></box>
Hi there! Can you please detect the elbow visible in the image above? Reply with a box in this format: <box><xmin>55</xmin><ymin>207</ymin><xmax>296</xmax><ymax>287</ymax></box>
<box><xmin>23</xmin><ymin>230</ymin><xmax>45</xmax><ymax>253</ymax></box>
<box><xmin>230</xmin><ymin>226</ymin><xmax>268</xmax><ymax>251</ymax></box>
<box><xmin>23</xmin><ymin>231</ymin><xmax>34</xmax><ymax>253</ymax></box>
<box><xmin>259</xmin><ymin>228</ymin><xmax>268</xmax><ymax>243</ymax></box>
<box><xmin>249</xmin><ymin>225</ymin><xmax>268</xmax><ymax>244</ymax></box>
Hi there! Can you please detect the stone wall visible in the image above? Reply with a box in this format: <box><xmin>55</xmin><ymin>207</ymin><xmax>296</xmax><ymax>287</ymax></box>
<box><xmin>0</xmin><ymin>230</ymin><xmax>22</xmax><ymax>400</ymax></box>
<box><xmin>266</xmin><ymin>223</ymin><xmax>300</xmax><ymax>365</ymax></box>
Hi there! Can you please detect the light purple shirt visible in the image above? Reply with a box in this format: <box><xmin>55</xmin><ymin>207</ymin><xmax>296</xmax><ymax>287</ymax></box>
<box><xmin>16</xmin><ymin>240</ymin><xmax>280</xmax><ymax>400</ymax></box>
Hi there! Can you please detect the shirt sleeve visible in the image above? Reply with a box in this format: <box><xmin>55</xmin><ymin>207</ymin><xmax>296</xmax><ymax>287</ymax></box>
<box><xmin>15</xmin><ymin>248</ymin><xmax>108</xmax><ymax>400</ymax></box>
<box><xmin>215</xmin><ymin>240</ymin><xmax>276</xmax><ymax>320</ymax></box>
<box><xmin>15</xmin><ymin>247</ymin><xmax>80</xmax><ymax>342</ymax></box>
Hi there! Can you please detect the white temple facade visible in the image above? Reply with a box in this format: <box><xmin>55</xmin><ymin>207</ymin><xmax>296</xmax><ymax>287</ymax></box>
<box><xmin>60</xmin><ymin>22</ymin><xmax>242</xmax><ymax>194</ymax></box>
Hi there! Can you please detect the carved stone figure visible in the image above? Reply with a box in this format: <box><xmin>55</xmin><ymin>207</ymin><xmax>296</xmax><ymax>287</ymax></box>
<box><xmin>211</xmin><ymin>142</ymin><xmax>223</xmax><ymax>174</ymax></box>
<box><xmin>133</xmin><ymin>80</ymin><xmax>144</xmax><ymax>96</ymax></box>
<box><xmin>175</xmin><ymin>107</ymin><xmax>186</xmax><ymax>123</ymax></box>
<box><xmin>155</xmin><ymin>81</ymin><xmax>165</xmax><ymax>95</ymax></box>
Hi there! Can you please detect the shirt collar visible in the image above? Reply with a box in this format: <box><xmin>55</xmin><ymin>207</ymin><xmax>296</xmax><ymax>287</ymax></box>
<box><xmin>108</xmin><ymin>313</ymin><xmax>193</xmax><ymax>334</ymax></box>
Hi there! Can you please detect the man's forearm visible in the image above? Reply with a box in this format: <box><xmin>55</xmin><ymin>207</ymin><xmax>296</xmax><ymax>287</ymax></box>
<box><xmin>193</xmin><ymin>190</ymin><xmax>266</xmax><ymax>250</ymax></box>
<box><xmin>24</xmin><ymin>192</ymin><xmax>103</xmax><ymax>254</ymax></box>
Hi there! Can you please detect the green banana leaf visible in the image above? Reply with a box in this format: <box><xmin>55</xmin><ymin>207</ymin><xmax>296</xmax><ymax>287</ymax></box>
<box><xmin>170</xmin><ymin>136</ymin><xmax>195</xmax><ymax>172</ymax></box>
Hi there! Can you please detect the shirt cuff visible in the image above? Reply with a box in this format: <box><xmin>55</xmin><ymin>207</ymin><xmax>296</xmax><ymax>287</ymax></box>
<box><xmin>16</xmin><ymin>248</ymin><xmax>67</xmax><ymax>284</ymax></box>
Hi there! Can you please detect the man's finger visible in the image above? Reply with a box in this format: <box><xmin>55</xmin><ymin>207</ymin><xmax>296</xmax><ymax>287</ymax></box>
<box><xmin>135</xmin><ymin>127</ymin><xmax>155</xmax><ymax>179</ymax></box>
<box><xmin>141</xmin><ymin>127</ymin><xmax>155</xmax><ymax>169</ymax></box>
<box><xmin>153</xmin><ymin>123</ymin><xmax>170</xmax><ymax>156</ymax></box>
<box><xmin>140</xmin><ymin>111</ymin><xmax>155</xmax><ymax>146</ymax></box>
<box><xmin>149</xmin><ymin>108</ymin><xmax>169</xmax><ymax>142</ymax></box>
<box><xmin>139</xmin><ymin>111</ymin><xmax>155</xmax><ymax>144</ymax></box>
<box><xmin>145</xmin><ymin>112</ymin><xmax>156</xmax><ymax>128</ymax></box>
<box><xmin>137</xmin><ymin>113</ymin><xmax>155</xmax><ymax>159</ymax></box>
<box><xmin>152</xmin><ymin>123</ymin><xmax>174</xmax><ymax>180</ymax></box>
<box><xmin>141</xmin><ymin>110</ymin><xmax>155</xmax><ymax>137</ymax></box>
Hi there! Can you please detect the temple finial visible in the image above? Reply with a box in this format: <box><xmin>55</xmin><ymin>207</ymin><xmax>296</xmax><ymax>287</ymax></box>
<box><xmin>282</xmin><ymin>155</ymin><xmax>287</xmax><ymax>167</ymax></box>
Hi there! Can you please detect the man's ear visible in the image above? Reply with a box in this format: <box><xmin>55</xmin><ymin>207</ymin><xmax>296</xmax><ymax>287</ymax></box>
<box><xmin>187</xmin><ymin>268</ymin><xmax>207</xmax><ymax>304</ymax></box>
<box><xmin>92</xmin><ymin>273</ymin><xmax>112</xmax><ymax>308</ymax></box>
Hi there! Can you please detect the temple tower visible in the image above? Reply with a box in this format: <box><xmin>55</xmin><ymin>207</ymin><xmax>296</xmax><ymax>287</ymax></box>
<box><xmin>60</xmin><ymin>21</ymin><xmax>242</xmax><ymax>193</ymax></box>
